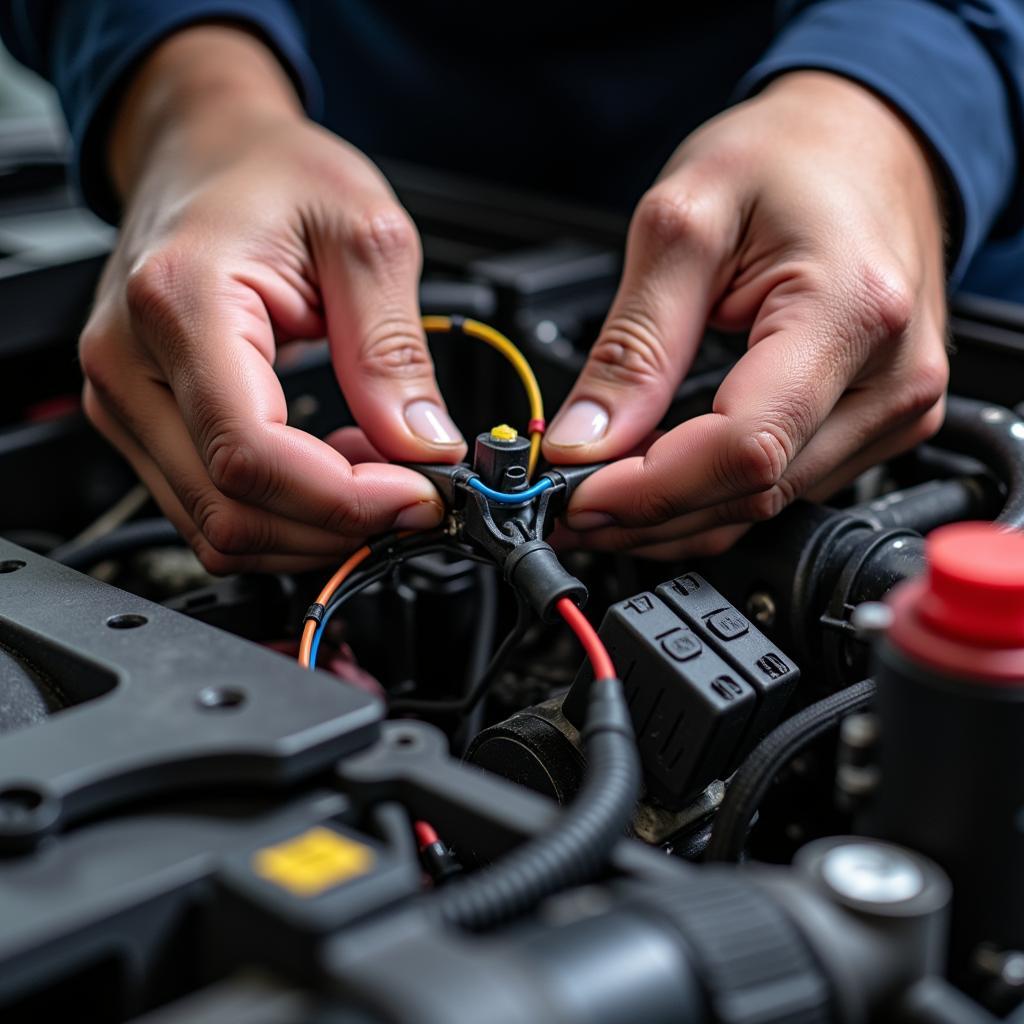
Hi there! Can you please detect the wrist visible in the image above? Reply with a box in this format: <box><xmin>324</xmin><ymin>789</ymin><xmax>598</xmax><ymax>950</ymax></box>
<box><xmin>109</xmin><ymin>23</ymin><xmax>305</xmax><ymax>201</ymax></box>
<box><xmin>762</xmin><ymin>70</ymin><xmax>946</xmax><ymax>226</ymax></box>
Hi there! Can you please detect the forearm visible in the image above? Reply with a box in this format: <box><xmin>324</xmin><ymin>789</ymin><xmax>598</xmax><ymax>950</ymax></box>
<box><xmin>110</xmin><ymin>24</ymin><xmax>304</xmax><ymax>201</ymax></box>
<box><xmin>747</xmin><ymin>0</ymin><xmax>1024</xmax><ymax>283</ymax></box>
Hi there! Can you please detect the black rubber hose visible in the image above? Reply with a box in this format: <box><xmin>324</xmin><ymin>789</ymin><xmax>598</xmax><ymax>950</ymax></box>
<box><xmin>705</xmin><ymin>678</ymin><xmax>877</xmax><ymax>863</ymax></box>
<box><xmin>851</xmin><ymin>475</ymin><xmax>998</xmax><ymax>534</ymax></box>
<box><xmin>935</xmin><ymin>396</ymin><xmax>1024</xmax><ymax>528</ymax></box>
<box><xmin>431</xmin><ymin>675</ymin><xmax>640</xmax><ymax>931</ymax></box>
<box><xmin>50</xmin><ymin>517</ymin><xmax>182</xmax><ymax>570</ymax></box>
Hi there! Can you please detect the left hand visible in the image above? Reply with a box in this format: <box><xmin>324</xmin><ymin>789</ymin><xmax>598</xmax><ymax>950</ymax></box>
<box><xmin>543</xmin><ymin>71</ymin><xmax>949</xmax><ymax>558</ymax></box>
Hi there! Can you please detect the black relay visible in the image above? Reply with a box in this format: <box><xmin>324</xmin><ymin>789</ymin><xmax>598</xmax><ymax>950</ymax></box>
<box><xmin>563</xmin><ymin>573</ymin><xmax>798</xmax><ymax>807</ymax></box>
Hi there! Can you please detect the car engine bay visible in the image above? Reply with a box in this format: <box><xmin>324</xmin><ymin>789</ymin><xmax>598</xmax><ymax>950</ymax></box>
<box><xmin>2</xmin><ymin>153</ymin><xmax>1024</xmax><ymax>1023</ymax></box>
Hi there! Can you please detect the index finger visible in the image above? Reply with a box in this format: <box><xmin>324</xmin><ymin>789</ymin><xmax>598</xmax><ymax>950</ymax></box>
<box><xmin>125</xmin><ymin>253</ymin><xmax>442</xmax><ymax>536</ymax></box>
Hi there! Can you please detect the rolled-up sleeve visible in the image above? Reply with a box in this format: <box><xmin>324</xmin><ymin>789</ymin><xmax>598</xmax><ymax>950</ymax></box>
<box><xmin>739</xmin><ymin>0</ymin><xmax>1024</xmax><ymax>286</ymax></box>
<box><xmin>0</xmin><ymin>0</ymin><xmax>321</xmax><ymax>222</ymax></box>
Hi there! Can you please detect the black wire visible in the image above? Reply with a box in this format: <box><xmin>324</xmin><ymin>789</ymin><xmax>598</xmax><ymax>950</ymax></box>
<box><xmin>704</xmin><ymin>678</ymin><xmax>877</xmax><ymax>863</ymax></box>
<box><xmin>456</xmin><ymin>565</ymin><xmax>499</xmax><ymax>746</ymax></box>
<box><xmin>311</xmin><ymin>539</ymin><xmax>495</xmax><ymax>681</ymax></box>
<box><xmin>51</xmin><ymin>517</ymin><xmax>182</xmax><ymax>569</ymax></box>
<box><xmin>314</xmin><ymin>539</ymin><xmax>474</xmax><ymax>645</ymax></box>
<box><xmin>388</xmin><ymin>592</ymin><xmax>530</xmax><ymax>716</ymax></box>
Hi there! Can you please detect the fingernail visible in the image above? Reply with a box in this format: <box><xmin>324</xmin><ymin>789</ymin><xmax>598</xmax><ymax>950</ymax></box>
<box><xmin>404</xmin><ymin>400</ymin><xmax>463</xmax><ymax>446</ymax></box>
<box><xmin>394</xmin><ymin>500</ymin><xmax>444</xmax><ymax>530</ymax></box>
<box><xmin>546</xmin><ymin>400</ymin><xmax>610</xmax><ymax>448</ymax></box>
<box><xmin>567</xmin><ymin>510</ymin><xmax>616</xmax><ymax>531</ymax></box>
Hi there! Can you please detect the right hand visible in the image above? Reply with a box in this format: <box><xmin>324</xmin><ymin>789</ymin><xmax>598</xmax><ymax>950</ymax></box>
<box><xmin>80</xmin><ymin>26</ymin><xmax>464</xmax><ymax>574</ymax></box>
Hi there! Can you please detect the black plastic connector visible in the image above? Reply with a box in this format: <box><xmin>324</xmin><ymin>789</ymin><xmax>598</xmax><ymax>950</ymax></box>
<box><xmin>419</xmin><ymin>840</ymin><xmax>462</xmax><ymax>884</ymax></box>
<box><xmin>563</xmin><ymin>574</ymin><xmax>798</xmax><ymax>809</ymax></box>
<box><xmin>503</xmin><ymin>539</ymin><xmax>587</xmax><ymax>621</ymax></box>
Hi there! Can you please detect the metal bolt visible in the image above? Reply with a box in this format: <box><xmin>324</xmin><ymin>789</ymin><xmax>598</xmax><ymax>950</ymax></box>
<box><xmin>535</xmin><ymin>320</ymin><xmax>559</xmax><ymax>345</ymax></box>
<box><xmin>840</xmin><ymin>712</ymin><xmax>880</xmax><ymax>750</ymax></box>
<box><xmin>850</xmin><ymin>602</ymin><xmax>893</xmax><ymax>640</ymax></box>
<box><xmin>746</xmin><ymin>591</ymin><xmax>777</xmax><ymax>629</ymax></box>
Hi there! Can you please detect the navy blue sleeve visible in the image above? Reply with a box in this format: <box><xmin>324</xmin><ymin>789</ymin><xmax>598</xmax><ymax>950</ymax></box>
<box><xmin>739</xmin><ymin>0</ymin><xmax>1024</xmax><ymax>285</ymax></box>
<box><xmin>0</xmin><ymin>0</ymin><xmax>322</xmax><ymax>222</ymax></box>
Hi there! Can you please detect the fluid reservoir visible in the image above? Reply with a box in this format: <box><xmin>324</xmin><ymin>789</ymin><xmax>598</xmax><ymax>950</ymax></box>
<box><xmin>860</xmin><ymin>521</ymin><xmax>1024</xmax><ymax>969</ymax></box>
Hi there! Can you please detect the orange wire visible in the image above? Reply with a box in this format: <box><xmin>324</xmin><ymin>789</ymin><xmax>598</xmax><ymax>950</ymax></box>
<box><xmin>298</xmin><ymin>531</ymin><xmax>420</xmax><ymax>669</ymax></box>
<box><xmin>298</xmin><ymin>545</ymin><xmax>374</xmax><ymax>668</ymax></box>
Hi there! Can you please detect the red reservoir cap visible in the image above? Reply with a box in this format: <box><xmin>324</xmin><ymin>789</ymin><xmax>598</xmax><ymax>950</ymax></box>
<box><xmin>919</xmin><ymin>522</ymin><xmax>1024</xmax><ymax>645</ymax></box>
<box><xmin>888</xmin><ymin>521</ymin><xmax>1024</xmax><ymax>685</ymax></box>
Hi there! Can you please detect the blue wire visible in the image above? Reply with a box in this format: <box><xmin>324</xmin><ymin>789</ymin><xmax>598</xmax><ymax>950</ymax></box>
<box><xmin>308</xmin><ymin>571</ymin><xmax>381</xmax><ymax>670</ymax></box>
<box><xmin>467</xmin><ymin>476</ymin><xmax>553</xmax><ymax>504</ymax></box>
<box><xmin>308</xmin><ymin>626</ymin><xmax>324</xmax><ymax>669</ymax></box>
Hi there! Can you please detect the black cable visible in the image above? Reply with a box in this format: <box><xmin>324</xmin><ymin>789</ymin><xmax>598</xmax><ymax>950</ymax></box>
<box><xmin>314</xmin><ymin>539</ymin><xmax>480</xmax><ymax>649</ymax></box>
<box><xmin>705</xmin><ymin>678</ymin><xmax>877</xmax><ymax>863</ymax></box>
<box><xmin>456</xmin><ymin>565</ymin><xmax>499</xmax><ymax>746</ymax></box>
<box><xmin>50</xmin><ymin>517</ymin><xmax>182</xmax><ymax>570</ymax></box>
<box><xmin>388</xmin><ymin>593</ymin><xmax>529</xmax><ymax>716</ymax></box>
<box><xmin>429</xmin><ymin>674</ymin><xmax>640</xmax><ymax>931</ymax></box>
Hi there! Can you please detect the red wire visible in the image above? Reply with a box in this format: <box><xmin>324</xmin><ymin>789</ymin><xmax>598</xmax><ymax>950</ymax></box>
<box><xmin>556</xmin><ymin>597</ymin><xmax>616</xmax><ymax>681</ymax></box>
<box><xmin>414</xmin><ymin>820</ymin><xmax>440</xmax><ymax>849</ymax></box>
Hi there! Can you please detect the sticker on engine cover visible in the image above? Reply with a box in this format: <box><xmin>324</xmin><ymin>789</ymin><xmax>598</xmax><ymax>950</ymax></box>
<box><xmin>252</xmin><ymin>826</ymin><xmax>375</xmax><ymax>897</ymax></box>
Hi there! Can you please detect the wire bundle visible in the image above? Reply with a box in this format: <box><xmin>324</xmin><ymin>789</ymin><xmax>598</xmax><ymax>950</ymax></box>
<box><xmin>299</xmin><ymin>315</ymin><xmax>547</xmax><ymax>673</ymax></box>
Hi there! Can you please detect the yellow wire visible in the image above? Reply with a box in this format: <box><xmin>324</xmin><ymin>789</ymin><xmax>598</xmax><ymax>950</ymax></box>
<box><xmin>422</xmin><ymin>315</ymin><xmax>545</xmax><ymax>477</ymax></box>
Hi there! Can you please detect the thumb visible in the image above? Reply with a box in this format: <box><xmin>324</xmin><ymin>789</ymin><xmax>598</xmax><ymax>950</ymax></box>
<box><xmin>543</xmin><ymin>188</ymin><xmax>731</xmax><ymax>463</ymax></box>
<box><xmin>318</xmin><ymin>202</ymin><xmax>467</xmax><ymax>463</ymax></box>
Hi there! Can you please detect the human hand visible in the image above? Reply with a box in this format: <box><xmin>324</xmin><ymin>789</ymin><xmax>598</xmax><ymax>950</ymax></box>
<box><xmin>80</xmin><ymin>26</ymin><xmax>464</xmax><ymax>574</ymax></box>
<box><xmin>544</xmin><ymin>71</ymin><xmax>948</xmax><ymax>558</ymax></box>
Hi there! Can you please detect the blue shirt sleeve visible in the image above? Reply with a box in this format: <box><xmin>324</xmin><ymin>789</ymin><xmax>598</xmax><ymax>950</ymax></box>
<box><xmin>0</xmin><ymin>0</ymin><xmax>322</xmax><ymax>223</ymax></box>
<box><xmin>739</xmin><ymin>0</ymin><xmax>1024</xmax><ymax>286</ymax></box>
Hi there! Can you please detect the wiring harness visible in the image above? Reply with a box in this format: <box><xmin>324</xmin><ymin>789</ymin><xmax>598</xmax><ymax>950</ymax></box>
<box><xmin>294</xmin><ymin>317</ymin><xmax>639</xmax><ymax>929</ymax></box>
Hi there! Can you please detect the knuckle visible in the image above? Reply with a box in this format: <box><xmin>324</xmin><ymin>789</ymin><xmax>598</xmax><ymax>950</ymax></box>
<box><xmin>633</xmin><ymin>188</ymin><xmax>716</xmax><ymax>253</ymax></box>
<box><xmin>715</xmin><ymin>426</ymin><xmax>791</xmax><ymax>496</ymax></box>
<box><xmin>205</xmin><ymin>429</ymin><xmax>278</xmax><ymax>506</ymax></box>
<box><xmin>124</xmin><ymin>250</ymin><xmax>188</xmax><ymax>329</ymax></box>
<box><xmin>742</xmin><ymin>479</ymin><xmax>797</xmax><ymax>522</ymax></box>
<box><xmin>349</xmin><ymin>205</ymin><xmax>420</xmax><ymax>266</ymax></box>
<box><xmin>195</xmin><ymin>497</ymin><xmax>255</xmax><ymax>556</ymax></box>
<box><xmin>587</xmin><ymin>311</ymin><xmax>670</xmax><ymax>390</ymax></box>
<box><xmin>321</xmin><ymin>495</ymin><xmax>371</xmax><ymax>538</ymax></box>
<box><xmin>191</xmin><ymin>537</ymin><xmax>237</xmax><ymax>577</ymax></box>
<box><xmin>908</xmin><ymin>350</ymin><xmax>950</xmax><ymax>409</ymax></box>
<box><xmin>78</xmin><ymin>323</ymin><xmax>120</xmax><ymax>399</ymax></box>
<box><xmin>888</xmin><ymin>349</ymin><xmax>949</xmax><ymax>425</ymax></box>
<box><xmin>852</xmin><ymin>263</ymin><xmax>915</xmax><ymax>341</ymax></box>
<box><xmin>909</xmin><ymin>396</ymin><xmax>947</xmax><ymax>446</ymax></box>
<box><xmin>357</xmin><ymin>318</ymin><xmax>435</xmax><ymax>381</ymax></box>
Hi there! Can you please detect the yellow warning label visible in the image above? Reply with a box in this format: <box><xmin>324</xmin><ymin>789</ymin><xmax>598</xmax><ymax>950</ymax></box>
<box><xmin>489</xmin><ymin>423</ymin><xmax>518</xmax><ymax>442</ymax></box>
<box><xmin>252</xmin><ymin>827</ymin><xmax>375</xmax><ymax>897</ymax></box>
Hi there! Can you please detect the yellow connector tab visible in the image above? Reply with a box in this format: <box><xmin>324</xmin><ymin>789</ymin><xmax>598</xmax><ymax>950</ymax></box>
<box><xmin>490</xmin><ymin>424</ymin><xmax>518</xmax><ymax>442</ymax></box>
